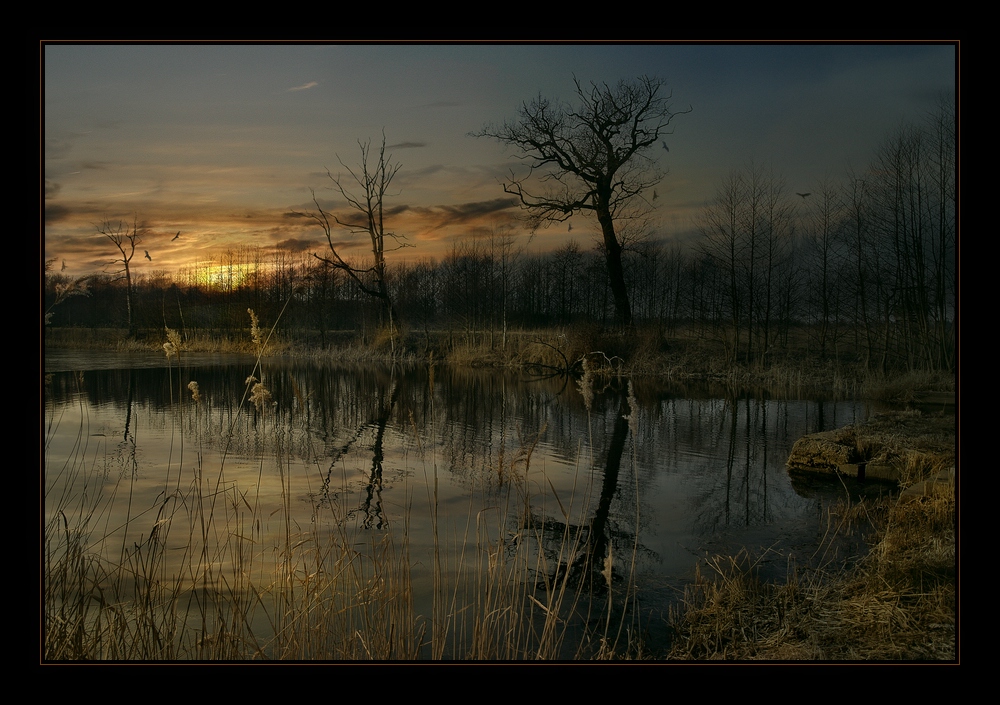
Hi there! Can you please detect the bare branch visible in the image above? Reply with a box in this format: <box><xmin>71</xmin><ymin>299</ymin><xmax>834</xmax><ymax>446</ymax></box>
<box><xmin>96</xmin><ymin>214</ymin><xmax>144</xmax><ymax>336</ymax></box>
<box><xmin>296</xmin><ymin>130</ymin><xmax>405</xmax><ymax>329</ymax></box>
<box><xmin>475</xmin><ymin>75</ymin><xmax>688</xmax><ymax>325</ymax></box>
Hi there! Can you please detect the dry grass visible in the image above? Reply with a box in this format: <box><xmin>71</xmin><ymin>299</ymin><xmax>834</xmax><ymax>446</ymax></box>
<box><xmin>43</xmin><ymin>450</ymin><xmax>642</xmax><ymax>660</ymax></box>
<box><xmin>43</xmin><ymin>313</ymin><xmax>646</xmax><ymax>661</ymax></box>
<box><xmin>45</xmin><ymin>326</ymin><xmax>297</xmax><ymax>355</ymax></box>
<box><xmin>46</xmin><ymin>324</ymin><xmax>957</xmax><ymax>407</ymax></box>
<box><xmin>668</xmin><ymin>481</ymin><xmax>956</xmax><ymax>661</ymax></box>
<box><xmin>854</xmin><ymin>410</ymin><xmax>956</xmax><ymax>486</ymax></box>
<box><xmin>669</xmin><ymin>404</ymin><xmax>957</xmax><ymax>661</ymax></box>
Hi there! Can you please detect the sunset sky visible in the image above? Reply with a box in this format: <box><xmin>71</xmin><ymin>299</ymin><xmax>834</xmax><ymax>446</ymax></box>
<box><xmin>43</xmin><ymin>42</ymin><xmax>957</xmax><ymax>279</ymax></box>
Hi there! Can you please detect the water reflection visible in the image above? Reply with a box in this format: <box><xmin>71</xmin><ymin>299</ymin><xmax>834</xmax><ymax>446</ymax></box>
<box><xmin>44</xmin><ymin>351</ymin><xmax>875</xmax><ymax>654</ymax></box>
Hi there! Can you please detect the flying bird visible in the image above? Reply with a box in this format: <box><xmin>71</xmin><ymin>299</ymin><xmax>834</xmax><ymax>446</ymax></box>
<box><xmin>568</xmin><ymin>222</ymin><xmax>573</xmax><ymax>232</ymax></box>
<box><xmin>661</xmin><ymin>141</ymin><xmax>669</xmax><ymax>152</ymax></box>
<box><xmin>172</xmin><ymin>231</ymin><xmax>180</xmax><ymax>241</ymax></box>
<box><xmin>144</xmin><ymin>250</ymin><xmax>152</xmax><ymax>261</ymax></box>
<box><xmin>796</xmin><ymin>193</ymin><xmax>811</xmax><ymax>199</ymax></box>
<box><xmin>61</xmin><ymin>259</ymin><xmax>67</xmax><ymax>271</ymax></box>
<box><xmin>652</xmin><ymin>189</ymin><xmax>659</xmax><ymax>201</ymax></box>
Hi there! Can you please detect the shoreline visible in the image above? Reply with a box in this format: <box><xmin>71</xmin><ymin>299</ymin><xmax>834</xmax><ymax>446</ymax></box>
<box><xmin>668</xmin><ymin>408</ymin><xmax>957</xmax><ymax>660</ymax></box>
<box><xmin>44</xmin><ymin>326</ymin><xmax>956</xmax><ymax>404</ymax></box>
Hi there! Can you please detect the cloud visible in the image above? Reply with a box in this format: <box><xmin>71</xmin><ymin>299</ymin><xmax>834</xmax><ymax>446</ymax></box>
<box><xmin>396</xmin><ymin>197</ymin><xmax>519</xmax><ymax>236</ymax></box>
<box><xmin>45</xmin><ymin>203</ymin><xmax>71</xmax><ymax>224</ymax></box>
<box><xmin>324</xmin><ymin>240</ymin><xmax>364</xmax><ymax>253</ymax></box>
<box><xmin>388</xmin><ymin>141</ymin><xmax>427</xmax><ymax>150</ymax></box>
<box><xmin>275</xmin><ymin>238</ymin><xmax>318</xmax><ymax>252</ymax></box>
<box><xmin>288</xmin><ymin>81</ymin><xmax>318</xmax><ymax>92</ymax></box>
<box><xmin>432</xmin><ymin>197</ymin><xmax>518</xmax><ymax>225</ymax></box>
<box><xmin>403</xmin><ymin>164</ymin><xmax>445</xmax><ymax>178</ymax></box>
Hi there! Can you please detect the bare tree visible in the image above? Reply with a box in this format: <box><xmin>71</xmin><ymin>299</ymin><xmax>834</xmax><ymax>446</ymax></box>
<box><xmin>476</xmin><ymin>76</ymin><xmax>689</xmax><ymax>326</ymax></box>
<box><xmin>801</xmin><ymin>179</ymin><xmax>846</xmax><ymax>360</ymax></box>
<box><xmin>297</xmin><ymin>132</ymin><xmax>407</xmax><ymax>335</ymax></box>
<box><xmin>485</xmin><ymin>222</ymin><xmax>523</xmax><ymax>349</ymax></box>
<box><xmin>99</xmin><ymin>215</ymin><xmax>143</xmax><ymax>337</ymax></box>
<box><xmin>698</xmin><ymin>163</ymin><xmax>794</xmax><ymax>365</ymax></box>
<box><xmin>698</xmin><ymin>170</ymin><xmax>746</xmax><ymax>361</ymax></box>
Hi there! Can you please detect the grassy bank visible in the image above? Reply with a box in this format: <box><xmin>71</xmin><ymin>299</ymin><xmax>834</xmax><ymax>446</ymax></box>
<box><xmin>44</xmin><ymin>324</ymin><xmax>956</xmax><ymax>403</ymax></box>
<box><xmin>667</xmin><ymin>409</ymin><xmax>957</xmax><ymax>660</ymax></box>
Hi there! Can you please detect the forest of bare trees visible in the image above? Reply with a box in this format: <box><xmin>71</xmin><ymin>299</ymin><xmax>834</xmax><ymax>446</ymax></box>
<box><xmin>44</xmin><ymin>104</ymin><xmax>955</xmax><ymax>373</ymax></box>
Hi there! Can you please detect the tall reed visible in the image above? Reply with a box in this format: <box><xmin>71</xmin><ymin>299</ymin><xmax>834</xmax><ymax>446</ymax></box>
<box><xmin>43</xmin><ymin>305</ymin><xmax>647</xmax><ymax>660</ymax></box>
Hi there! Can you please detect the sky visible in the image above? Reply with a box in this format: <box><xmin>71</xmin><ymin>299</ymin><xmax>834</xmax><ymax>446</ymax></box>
<box><xmin>43</xmin><ymin>42</ymin><xmax>957</xmax><ymax>280</ymax></box>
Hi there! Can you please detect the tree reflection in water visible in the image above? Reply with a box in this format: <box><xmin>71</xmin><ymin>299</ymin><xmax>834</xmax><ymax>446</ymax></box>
<box><xmin>44</xmin><ymin>352</ymin><xmax>872</xmax><ymax>656</ymax></box>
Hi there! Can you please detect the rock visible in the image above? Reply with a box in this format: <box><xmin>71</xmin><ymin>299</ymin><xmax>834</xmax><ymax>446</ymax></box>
<box><xmin>787</xmin><ymin>410</ymin><xmax>955</xmax><ymax>488</ymax></box>
<box><xmin>787</xmin><ymin>428</ymin><xmax>858</xmax><ymax>473</ymax></box>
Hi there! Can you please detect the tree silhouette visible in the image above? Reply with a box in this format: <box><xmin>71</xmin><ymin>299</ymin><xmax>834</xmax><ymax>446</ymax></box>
<box><xmin>477</xmin><ymin>76</ymin><xmax>689</xmax><ymax>326</ymax></box>
<box><xmin>99</xmin><ymin>215</ymin><xmax>143</xmax><ymax>337</ymax></box>
<box><xmin>296</xmin><ymin>132</ymin><xmax>407</xmax><ymax>341</ymax></box>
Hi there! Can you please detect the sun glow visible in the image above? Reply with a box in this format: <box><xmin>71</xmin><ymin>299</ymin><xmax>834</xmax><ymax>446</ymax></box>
<box><xmin>178</xmin><ymin>261</ymin><xmax>257</xmax><ymax>291</ymax></box>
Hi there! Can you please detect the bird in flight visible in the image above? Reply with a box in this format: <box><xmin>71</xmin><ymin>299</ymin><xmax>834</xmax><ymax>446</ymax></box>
<box><xmin>61</xmin><ymin>259</ymin><xmax>67</xmax><ymax>271</ymax></box>
<box><xmin>661</xmin><ymin>141</ymin><xmax>669</xmax><ymax>152</ymax></box>
<box><xmin>796</xmin><ymin>193</ymin><xmax>811</xmax><ymax>199</ymax></box>
<box><xmin>568</xmin><ymin>222</ymin><xmax>573</xmax><ymax>232</ymax></box>
<box><xmin>172</xmin><ymin>231</ymin><xmax>180</xmax><ymax>241</ymax></box>
<box><xmin>653</xmin><ymin>189</ymin><xmax>659</xmax><ymax>201</ymax></box>
<box><xmin>144</xmin><ymin>250</ymin><xmax>152</xmax><ymax>261</ymax></box>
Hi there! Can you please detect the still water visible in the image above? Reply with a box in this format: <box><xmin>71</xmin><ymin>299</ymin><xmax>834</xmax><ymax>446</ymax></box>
<box><xmin>43</xmin><ymin>350</ymin><xmax>879</xmax><ymax>657</ymax></box>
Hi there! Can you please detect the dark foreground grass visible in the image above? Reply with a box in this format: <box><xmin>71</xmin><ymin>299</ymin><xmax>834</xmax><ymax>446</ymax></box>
<box><xmin>667</xmin><ymin>409</ymin><xmax>957</xmax><ymax>661</ymax></box>
<box><xmin>668</xmin><ymin>488</ymin><xmax>955</xmax><ymax>660</ymax></box>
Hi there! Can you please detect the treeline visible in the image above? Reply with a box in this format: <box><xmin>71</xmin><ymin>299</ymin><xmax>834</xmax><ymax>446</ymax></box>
<box><xmin>44</xmin><ymin>106</ymin><xmax>955</xmax><ymax>373</ymax></box>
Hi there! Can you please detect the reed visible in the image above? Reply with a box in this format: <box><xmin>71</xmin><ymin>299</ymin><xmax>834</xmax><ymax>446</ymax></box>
<box><xmin>43</xmin><ymin>311</ymin><xmax>646</xmax><ymax>661</ymax></box>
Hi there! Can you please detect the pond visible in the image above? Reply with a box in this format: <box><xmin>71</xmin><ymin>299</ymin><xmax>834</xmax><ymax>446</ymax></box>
<box><xmin>43</xmin><ymin>350</ymin><xmax>884</xmax><ymax>660</ymax></box>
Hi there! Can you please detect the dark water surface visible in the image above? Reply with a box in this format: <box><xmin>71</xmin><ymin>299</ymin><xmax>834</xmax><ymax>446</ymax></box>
<box><xmin>43</xmin><ymin>351</ymin><xmax>884</xmax><ymax>656</ymax></box>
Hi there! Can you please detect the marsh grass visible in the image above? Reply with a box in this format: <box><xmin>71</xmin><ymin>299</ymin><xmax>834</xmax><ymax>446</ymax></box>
<box><xmin>43</xmin><ymin>312</ymin><xmax>646</xmax><ymax>661</ymax></box>
<box><xmin>853</xmin><ymin>410</ymin><xmax>956</xmax><ymax>486</ymax></box>
<box><xmin>668</xmin><ymin>480</ymin><xmax>956</xmax><ymax>660</ymax></box>
<box><xmin>668</xmin><ymin>402</ymin><xmax>957</xmax><ymax>661</ymax></box>
<box><xmin>45</xmin><ymin>324</ymin><xmax>957</xmax><ymax>414</ymax></box>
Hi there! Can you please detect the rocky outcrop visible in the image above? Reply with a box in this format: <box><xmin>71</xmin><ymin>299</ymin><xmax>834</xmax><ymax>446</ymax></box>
<box><xmin>787</xmin><ymin>427</ymin><xmax>862</xmax><ymax>475</ymax></box>
<box><xmin>787</xmin><ymin>410</ymin><xmax>956</xmax><ymax>487</ymax></box>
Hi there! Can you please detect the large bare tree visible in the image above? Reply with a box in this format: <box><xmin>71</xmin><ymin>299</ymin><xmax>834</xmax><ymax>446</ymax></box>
<box><xmin>99</xmin><ymin>215</ymin><xmax>143</xmax><ymax>337</ymax></box>
<box><xmin>477</xmin><ymin>76</ymin><xmax>688</xmax><ymax>326</ymax></box>
<box><xmin>299</xmin><ymin>132</ymin><xmax>407</xmax><ymax>331</ymax></box>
